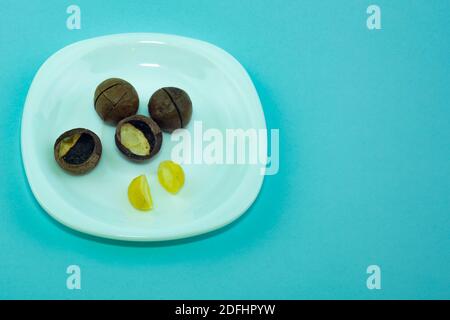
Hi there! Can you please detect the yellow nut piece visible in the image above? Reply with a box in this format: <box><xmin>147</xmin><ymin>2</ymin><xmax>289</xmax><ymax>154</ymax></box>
<box><xmin>128</xmin><ymin>175</ymin><xmax>153</xmax><ymax>211</ymax></box>
<box><xmin>58</xmin><ymin>133</ymin><xmax>81</xmax><ymax>158</ymax></box>
<box><xmin>120</xmin><ymin>123</ymin><xmax>151</xmax><ymax>156</ymax></box>
<box><xmin>158</xmin><ymin>160</ymin><xmax>185</xmax><ymax>194</ymax></box>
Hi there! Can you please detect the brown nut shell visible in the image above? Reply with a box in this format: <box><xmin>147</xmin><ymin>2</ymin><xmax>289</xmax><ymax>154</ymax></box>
<box><xmin>94</xmin><ymin>78</ymin><xmax>139</xmax><ymax>124</ymax></box>
<box><xmin>148</xmin><ymin>87</ymin><xmax>192</xmax><ymax>133</ymax></box>
<box><xmin>54</xmin><ymin>128</ymin><xmax>102</xmax><ymax>175</ymax></box>
<box><xmin>115</xmin><ymin>115</ymin><xmax>163</xmax><ymax>161</ymax></box>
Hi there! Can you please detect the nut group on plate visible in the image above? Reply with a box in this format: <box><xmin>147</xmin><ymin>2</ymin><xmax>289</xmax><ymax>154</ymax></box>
<box><xmin>94</xmin><ymin>78</ymin><xmax>139</xmax><ymax>124</ymax></box>
<box><xmin>148</xmin><ymin>87</ymin><xmax>193</xmax><ymax>133</ymax></box>
<box><xmin>54</xmin><ymin>79</ymin><xmax>191</xmax><ymax>211</ymax></box>
<box><xmin>115</xmin><ymin>115</ymin><xmax>163</xmax><ymax>161</ymax></box>
<box><xmin>54</xmin><ymin>128</ymin><xmax>102</xmax><ymax>174</ymax></box>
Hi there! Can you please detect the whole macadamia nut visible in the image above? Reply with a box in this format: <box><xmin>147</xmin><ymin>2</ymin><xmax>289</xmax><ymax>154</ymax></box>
<box><xmin>94</xmin><ymin>78</ymin><xmax>139</xmax><ymax>124</ymax></box>
<box><xmin>148</xmin><ymin>87</ymin><xmax>192</xmax><ymax>133</ymax></box>
<box><xmin>115</xmin><ymin>115</ymin><xmax>162</xmax><ymax>161</ymax></box>
<box><xmin>54</xmin><ymin>128</ymin><xmax>102</xmax><ymax>174</ymax></box>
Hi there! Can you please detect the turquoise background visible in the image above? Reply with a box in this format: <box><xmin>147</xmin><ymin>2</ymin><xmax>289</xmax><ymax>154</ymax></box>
<box><xmin>0</xmin><ymin>0</ymin><xmax>449</xmax><ymax>299</ymax></box>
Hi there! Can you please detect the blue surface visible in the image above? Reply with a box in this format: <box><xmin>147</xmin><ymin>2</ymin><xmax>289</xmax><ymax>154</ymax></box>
<box><xmin>0</xmin><ymin>0</ymin><xmax>449</xmax><ymax>299</ymax></box>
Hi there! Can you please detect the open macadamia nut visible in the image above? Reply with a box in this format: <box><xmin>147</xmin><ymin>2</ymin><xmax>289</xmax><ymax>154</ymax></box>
<box><xmin>54</xmin><ymin>128</ymin><xmax>102</xmax><ymax>174</ymax></box>
<box><xmin>148</xmin><ymin>87</ymin><xmax>193</xmax><ymax>133</ymax></box>
<box><xmin>115</xmin><ymin>115</ymin><xmax>162</xmax><ymax>161</ymax></box>
<box><xmin>94</xmin><ymin>78</ymin><xmax>139</xmax><ymax>124</ymax></box>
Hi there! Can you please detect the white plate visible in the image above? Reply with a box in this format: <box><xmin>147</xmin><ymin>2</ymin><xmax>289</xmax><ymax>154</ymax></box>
<box><xmin>21</xmin><ymin>33</ymin><xmax>266</xmax><ymax>241</ymax></box>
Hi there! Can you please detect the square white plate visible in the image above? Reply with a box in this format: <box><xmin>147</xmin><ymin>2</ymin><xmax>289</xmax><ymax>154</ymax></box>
<box><xmin>21</xmin><ymin>33</ymin><xmax>266</xmax><ymax>241</ymax></box>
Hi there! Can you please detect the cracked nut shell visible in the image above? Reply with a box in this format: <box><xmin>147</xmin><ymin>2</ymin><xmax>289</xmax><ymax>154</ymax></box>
<box><xmin>54</xmin><ymin>128</ymin><xmax>102</xmax><ymax>175</ymax></box>
<box><xmin>94</xmin><ymin>78</ymin><xmax>139</xmax><ymax>124</ymax></box>
<box><xmin>115</xmin><ymin>115</ymin><xmax>163</xmax><ymax>161</ymax></box>
<box><xmin>148</xmin><ymin>87</ymin><xmax>192</xmax><ymax>133</ymax></box>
